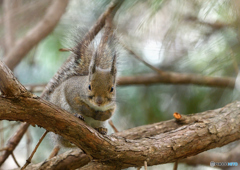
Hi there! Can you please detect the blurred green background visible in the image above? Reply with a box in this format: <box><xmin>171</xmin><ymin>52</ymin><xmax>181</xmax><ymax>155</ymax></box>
<box><xmin>0</xmin><ymin>0</ymin><xmax>240</xmax><ymax>169</ymax></box>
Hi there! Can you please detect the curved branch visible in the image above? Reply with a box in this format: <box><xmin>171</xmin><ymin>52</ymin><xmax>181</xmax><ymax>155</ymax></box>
<box><xmin>3</xmin><ymin>0</ymin><xmax>69</xmax><ymax>70</ymax></box>
<box><xmin>0</xmin><ymin>92</ymin><xmax>240</xmax><ymax>168</ymax></box>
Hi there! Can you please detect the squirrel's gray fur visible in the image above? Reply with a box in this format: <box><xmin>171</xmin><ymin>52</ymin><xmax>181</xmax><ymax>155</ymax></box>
<box><xmin>43</xmin><ymin>23</ymin><xmax>117</xmax><ymax>147</ymax></box>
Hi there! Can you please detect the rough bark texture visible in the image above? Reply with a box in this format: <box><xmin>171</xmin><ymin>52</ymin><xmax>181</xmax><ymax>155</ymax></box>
<box><xmin>0</xmin><ymin>61</ymin><xmax>30</xmax><ymax>97</ymax></box>
<box><xmin>0</xmin><ymin>59</ymin><xmax>240</xmax><ymax>169</ymax></box>
<box><xmin>0</xmin><ymin>95</ymin><xmax>240</xmax><ymax>169</ymax></box>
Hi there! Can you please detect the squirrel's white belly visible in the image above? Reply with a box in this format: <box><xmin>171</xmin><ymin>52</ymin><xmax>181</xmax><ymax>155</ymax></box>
<box><xmin>87</xmin><ymin>101</ymin><xmax>115</xmax><ymax>111</ymax></box>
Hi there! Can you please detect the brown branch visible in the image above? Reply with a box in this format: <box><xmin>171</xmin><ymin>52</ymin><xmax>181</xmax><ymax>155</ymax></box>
<box><xmin>25</xmin><ymin>72</ymin><xmax>236</xmax><ymax>95</ymax></box>
<box><xmin>3</xmin><ymin>0</ymin><xmax>69</xmax><ymax>70</ymax></box>
<box><xmin>173</xmin><ymin>160</ymin><xmax>178</xmax><ymax>170</ymax></box>
<box><xmin>0</xmin><ymin>61</ymin><xmax>30</xmax><ymax>97</ymax></box>
<box><xmin>0</xmin><ymin>61</ymin><xmax>31</xmax><ymax>167</ymax></box>
<box><xmin>117</xmin><ymin>73</ymin><xmax>235</xmax><ymax>88</ymax></box>
<box><xmin>0</xmin><ymin>88</ymin><xmax>240</xmax><ymax>169</ymax></box>
<box><xmin>11</xmin><ymin>152</ymin><xmax>20</xmax><ymax>168</ymax></box>
<box><xmin>144</xmin><ymin>161</ymin><xmax>147</xmax><ymax>170</ymax></box>
<box><xmin>0</xmin><ymin>0</ymin><xmax>69</xmax><ymax>165</ymax></box>
<box><xmin>0</xmin><ymin>147</ymin><xmax>8</xmax><ymax>152</ymax></box>
<box><xmin>25</xmin><ymin>149</ymin><xmax>91</xmax><ymax>170</ymax></box>
<box><xmin>173</xmin><ymin>112</ymin><xmax>197</xmax><ymax>124</ymax></box>
<box><xmin>184</xmin><ymin>16</ymin><xmax>230</xmax><ymax>30</ymax></box>
<box><xmin>122</xmin><ymin>43</ymin><xmax>164</xmax><ymax>74</ymax></box>
<box><xmin>48</xmin><ymin>145</ymin><xmax>60</xmax><ymax>159</ymax></box>
<box><xmin>0</xmin><ymin>123</ymin><xmax>30</xmax><ymax>166</ymax></box>
<box><xmin>108</xmin><ymin>120</ymin><xmax>119</xmax><ymax>133</ymax></box>
<box><xmin>21</xmin><ymin>131</ymin><xmax>48</xmax><ymax>170</ymax></box>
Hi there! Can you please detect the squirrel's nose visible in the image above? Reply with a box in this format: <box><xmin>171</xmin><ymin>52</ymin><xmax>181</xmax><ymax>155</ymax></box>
<box><xmin>96</xmin><ymin>97</ymin><xmax>103</xmax><ymax>105</ymax></box>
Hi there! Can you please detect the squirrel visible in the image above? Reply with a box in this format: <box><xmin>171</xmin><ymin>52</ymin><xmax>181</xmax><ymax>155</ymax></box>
<box><xmin>42</xmin><ymin>19</ymin><xmax>117</xmax><ymax>147</ymax></box>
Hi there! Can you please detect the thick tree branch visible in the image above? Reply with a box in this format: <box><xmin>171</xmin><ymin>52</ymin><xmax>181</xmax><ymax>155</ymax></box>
<box><xmin>0</xmin><ymin>61</ymin><xmax>239</xmax><ymax>168</ymax></box>
<box><xmin>0</xmin><ymin>91</ymin><xmax>240</xmax><ymax>169</ymax></box>
<box><xmin>3</xmin><ymin>0</ymin><xmax>69</xmax><ymax>70</ymax></box>
<box><xmin>0</xmin><ymin>61</ymin><xmax>30</xmax><ymax>97</ymax></box>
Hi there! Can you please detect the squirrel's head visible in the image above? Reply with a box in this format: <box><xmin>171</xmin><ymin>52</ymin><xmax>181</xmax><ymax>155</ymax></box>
<box><xmin>87</xmin><ymin>53</ymin><xmax>117</xmax><ymax>107</ymax></box>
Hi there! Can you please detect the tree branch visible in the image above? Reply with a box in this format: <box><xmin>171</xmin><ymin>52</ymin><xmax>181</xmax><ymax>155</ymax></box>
<box><xmin>117</xmin><ymin>73</ymin><xmax>235</xmax><ymax>88</ymax></box>
<box><xmin>0</xmin><ymin>61</ymin><xmax>30</xmax><ymax>97</ymax></box>
<box><xmin>25</xmin><ymin>149</ymin><xmax>91</xmax><ymax>170</ymax></box>
<box><xmin>0</xmin><ymin>58</ymin><xmax>239</xmax><ymax>168</ymax></box>
<box><xmin>3</xmin><ymin>0</ymin><xmax>69</xmax><ymax>70</ymax></box>
<box><xmin>0</xmin><ymin>85</ymin><xmax>240</xmax><ymax>169</ymax></box>
<box><xmin>0</xmin><ymin>123</ymin><xmax>29</xmax><ymax>166</ymax></box>
<box><xmin>25</xmin><ymin>72</ymin><xmax>235</xmax><ymax>95</ymax></box>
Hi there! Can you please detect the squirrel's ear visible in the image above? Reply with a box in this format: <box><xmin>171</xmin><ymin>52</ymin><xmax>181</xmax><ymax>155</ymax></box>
<box><xmin>110</xmin><ymin>53</ymin><xmax>117</xmax><ymax>76</ymax></box>
<box><xmin>89</xmin><ymin>52</ymin><xmax>97</xmax><ymax>75</ymax></box>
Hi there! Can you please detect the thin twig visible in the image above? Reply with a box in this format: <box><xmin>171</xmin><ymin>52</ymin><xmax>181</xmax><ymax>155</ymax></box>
<box><xmin>48</xmin><ymin>145</ymin><xmax>60</xmax><ymax>159</ymax></box>
<box><xmin>21</xmin><ymin>130</ymin><xmax>48</xmax><ymax>170</ymax></box>
<box><xmin>26</xmin><ymin>129</ymin><xmax>32</xmax><ymax>157</ymax></box>
<box><xmin>144</xmin><ymin>161</ymin><xmax>147</xmax><ymax>170</ymax></box>
<box><xmin>122</xmin><ymin>43</ymin><xmax>164</xmax><ymax>75</ymax></box>
<box><xmin>108</xmin><ymin>120</ymin><xmax>119</xmax><ymax>133</ymax></box>
<box><xmin>184</xmin><ymin>15</ymin><xmax>230</xmax><ymax>30</ymax></box>
<box><xmin>173</xmin><ymin>112</ymin><xmax>198</xmax><ymax>124</ymax></box>
<box><xmin>0</xmin><ymin>121</ymin><xmax>4</xmax><ymax>150</ymax></box>
<box><xmin>0</xmin><ymin>147</ymin><xmax>8</xmax><ymax>152</ymax></box>
<box><xmin>0</xmin><ymin>123</ymin><xmax>30</xmax><ymax>166</ymax></box>
<box><xmin>173</xmin><ymin>160</ymin><xmax>178</xmax><ymax>170</ymax></box>
<box><xmin>11</xmin><ymin>152</ymin><xmax>20</xmax><ymax>168</ymax></box>
<box><xmin>229</xmin><ymin>49</ymin><xmax>239</xmax><ymax>75</ymax></box>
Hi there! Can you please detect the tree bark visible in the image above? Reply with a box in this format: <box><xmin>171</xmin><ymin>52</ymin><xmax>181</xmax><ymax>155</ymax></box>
<box><xmin>0</xmin><ymin>93</ymin><xmax>240</xmax><ymax>169</ymax></box>
<box><xmin>0</xmin><ymin>59</ymin><xmax>240</xmax><ymax>169</ymax></box>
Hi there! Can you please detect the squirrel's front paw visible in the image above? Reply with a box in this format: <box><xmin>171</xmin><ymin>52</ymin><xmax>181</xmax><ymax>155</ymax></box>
<box><xmin>95</xmin><ymin>127</ymin><xmax>108</xmax><ymax>135</ymax></box>
<box><xmin>74</xmin><ymin>113</ymin><xmax>85</xmax><ymax>121</ymax></box>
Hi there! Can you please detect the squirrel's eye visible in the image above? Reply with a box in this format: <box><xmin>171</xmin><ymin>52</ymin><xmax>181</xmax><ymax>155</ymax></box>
<box><xmin>88</xmin><ymin>85</ymin><xmax>92</xmax><ymax>91</ymax></box>
<box><xmin>110</xmin><ymin>87</ymin><xmax>114</xmax><ymax>92</ymax></box>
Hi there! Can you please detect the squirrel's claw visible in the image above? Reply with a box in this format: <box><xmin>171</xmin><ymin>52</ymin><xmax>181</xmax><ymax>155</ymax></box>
<box><xmin>95</xmin><ymin>127</ymin><xmax>108</xmax><ymax>135</ymax></box>
<box><xmin>74</xmin><ymin>113</ymin><xmax>85</xmax><ymax>121</ymax></box>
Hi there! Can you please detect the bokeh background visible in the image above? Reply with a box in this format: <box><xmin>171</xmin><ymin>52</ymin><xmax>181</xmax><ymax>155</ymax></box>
<box><xmin>0</xmin><ymin>0</ymin><xmax>240</xmax><ymax>169</ymax></box>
